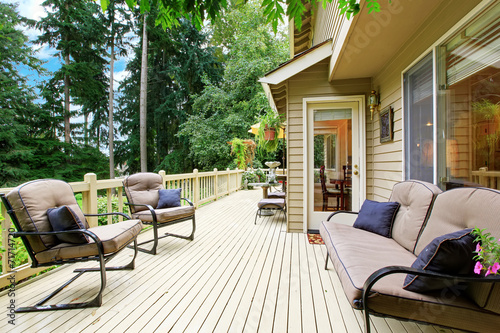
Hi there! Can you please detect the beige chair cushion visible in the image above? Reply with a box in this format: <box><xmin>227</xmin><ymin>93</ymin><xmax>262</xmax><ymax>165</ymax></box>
<box><xmin>319</xmin><ymin>220</ymin><xmax>500</xmax><ymax>332</ymax></box>
<box><xmin>6</xmin><ymin>179</ymin><xmax>89</xmax><ymax>253</ymax></box>
<box><xmin>35</xmin><ymin>219</ymin><xmax>143</xmax><ymax>264</ymax></box>
<box><xmin>258</xmin><ymin>198</ymin><xmax>285</xmax><ymax>209</ymax></box>
<box><xmin>132</xmin><ymin>205</ymin><xmax>195</xmax><ymax>223</ymax></box>
<box><xmin>123</xmin><ymin>172</ymin><xmax>163</xmax><ymax>213</ymax></box>
<box><xmin>389</xmin><ymin>180</ymin><xmax>442</xmax><ymax>253</ymax></box>
<box><xmin>414</xmin><ymin>187</ymin><xmax>500</xmax><ymax>314</ymax></box>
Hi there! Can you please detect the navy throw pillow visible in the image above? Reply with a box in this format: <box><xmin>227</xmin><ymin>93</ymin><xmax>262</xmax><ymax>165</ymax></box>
<box><xmin>353</xmin><ymin>200</ymin><xmax>400</xmax><ymax>237</ymax></box>
<box><xmin>47</xmin><ymin>206</ymin><xmax>88</xmax><ymax>244</ymax></box>
<box><xmin>403</xmin><ymin>229</ymin><xmax>476</xmax><ymax>293</ymax></box>
<box><xmin>157</xmin><ymin>188</ymin><xmax>182</xmax><ymax>209</ymax></box>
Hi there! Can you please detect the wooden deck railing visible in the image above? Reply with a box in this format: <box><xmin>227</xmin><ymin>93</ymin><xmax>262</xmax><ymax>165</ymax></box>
<box><xmin>0</xmin><ymin>168</ymin><xmax>243</xmax><ymax>288</ymax></box>
<box><xmin>471</xmin><ymin>169</ymin><xmax>500</xmax><ymax>189</ymax></box>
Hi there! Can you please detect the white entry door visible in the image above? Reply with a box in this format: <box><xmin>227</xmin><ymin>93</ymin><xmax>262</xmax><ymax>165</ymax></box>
<box><xmin>304</xmin><ymin>97</ymin><xmax>365</xmax><ymax>231</ymax></box>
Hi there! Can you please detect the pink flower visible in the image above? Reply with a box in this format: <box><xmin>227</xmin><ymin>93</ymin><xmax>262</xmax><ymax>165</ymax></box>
<box><xmin>485</xmin><ymin>267</ymin><xmax>492</xmax><ymax>276</ymax></box>
<box><xmin>474</xmin><ymin>261</ymin><xmax>483</xmax><ymax>275</ymax></box>
<box><xmin>491</xmin><ymin>262</ymin><xmax>500</xmax><ymax>274</ymax></box>
<box><xmin>475</xmin><ymin>243</ymin><xmax>482</xmax><ymax>253</ymax></box>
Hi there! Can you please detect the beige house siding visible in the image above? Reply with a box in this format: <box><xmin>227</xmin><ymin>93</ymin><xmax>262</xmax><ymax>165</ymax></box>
<box><xmin>312</xmin><ymin>2</ymin><xmax>342</xmax><ymax>47</ymax></box>
<box><xmin>367</xmin><ymin>0</ymin><xmax>481</xmax><ymax>201</ymax></box>
<box><xmin>286</xmin><ymin>59</ymin><xmax>371</xmax><ymax>232</ymax></box>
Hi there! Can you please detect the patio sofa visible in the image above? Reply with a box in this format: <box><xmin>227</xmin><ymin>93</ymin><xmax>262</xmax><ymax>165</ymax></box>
<box><xmin>320</xmin><ymin>180</ymin><xmax>500</xmax><ymax>332</ymax></box>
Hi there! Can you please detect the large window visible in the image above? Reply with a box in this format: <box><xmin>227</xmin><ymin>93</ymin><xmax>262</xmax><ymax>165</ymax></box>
<box><xmin>404</xmin><ymin>53</ymin><xmax>434</xmax><ymax>183</ymax></box>
<box><xmin>404</xmin><ymin>2</ymin><xmax>500</xmax><ymax>189</ymax></box>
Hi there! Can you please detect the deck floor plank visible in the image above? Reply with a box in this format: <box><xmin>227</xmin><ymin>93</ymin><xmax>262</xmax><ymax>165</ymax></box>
<box><xmin>0</xmin><ymin>189</ymin><xmax>466</xmax><ymax>333</ymax></box>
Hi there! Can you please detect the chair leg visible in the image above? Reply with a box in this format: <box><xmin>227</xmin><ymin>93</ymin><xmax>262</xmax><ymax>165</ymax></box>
<box><xmin>135</xmin><ymin>216</ymin><xmax>196</xmax><ymax>255</ymax></box>
<box><xmin>325</xmin><ymin>252</ymin><xmax>329</xmax><ymax>270</ymax></box>
<box><xmin>15</xmin><ymin>239</ymin><xmax>138</xmax><ymax>312</ymax></box>
<box><xmin>165</xmin><ymin>215</ymin><xmax>196</xmax><ymax>241</ymax></box>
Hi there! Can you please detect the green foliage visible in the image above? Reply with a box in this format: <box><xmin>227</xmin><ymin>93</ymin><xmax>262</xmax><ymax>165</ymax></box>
<box><xmin>242</xmin><ymin>168</ymin><xmax>265</xmax><ymax>189</ymax></box>
<box><xmin>231</xmin><ymin>138</ymin><xmax>247</xmax><ymax>170</ymax></box>
<box><xmin>96</xmin><ymin>195</ymin><xmax>130</xmax><ymax>225</ymax></box>
<box><xmin>116</xmin><ymin>15</ymin><xmax>222</xmax><ymax>174</ymax></box>
<box><xmin>105</xmin><ymin>0</ymin><xmax>382</xmax><ymax>33</ymax></box>
<box><xmin>257</xmin><ymin>110</ymin><xmax>285</xmax><ymax>153</ymax></box>
<box><xmin>179</xmin><ymin>1</ymin><xmax>289</xmax><ymax>170</ymax></box>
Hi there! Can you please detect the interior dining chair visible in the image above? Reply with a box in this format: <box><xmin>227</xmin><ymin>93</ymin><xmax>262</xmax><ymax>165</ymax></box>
<box><xmin>320</xmin><ymin>165</ymin><xmax>342</xmax><ymax>211</ymax></box>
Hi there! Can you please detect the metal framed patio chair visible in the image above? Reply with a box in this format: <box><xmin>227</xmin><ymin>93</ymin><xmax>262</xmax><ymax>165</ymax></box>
<box><xmin>123</xmin><ymin>172</ymin><xmax>196</xmax><ymax>255</ymax></box>
<box><xmin>254</xmin><ymin>198</ymin><xmax>286</xmax><ymax>224</ymax></box>
<box><xmin>0</xmin><ymin>179</ymin><xmax>143</xmax><ymax>312</ymax></box>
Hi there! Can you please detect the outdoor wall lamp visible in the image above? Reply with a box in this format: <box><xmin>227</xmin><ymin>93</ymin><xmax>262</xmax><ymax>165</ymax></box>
<box><xmin>368</xmin><ymin>90</ymin><xmax>380</xmax><ymax>120</ymax></box>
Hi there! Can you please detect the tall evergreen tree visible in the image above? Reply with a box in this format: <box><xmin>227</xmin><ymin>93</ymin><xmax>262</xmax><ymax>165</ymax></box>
<box><xmin>34</xmin><ymin>0</ymin><xmax>108</xmax><ymax>145</ymax></box>
<box><xmin>116</xmin><ymin>15</ymin><xmax>222</xmax><ymax>174</ymax></box>
<box><xmin>102</xmin><ymin>0</ymin><xmax>133</xmax><ymax>179</ymax></box>
<box><xmin>0</xmin><ymin>2</ymin><xmax>43</xmax><ymax>186</ymax></box>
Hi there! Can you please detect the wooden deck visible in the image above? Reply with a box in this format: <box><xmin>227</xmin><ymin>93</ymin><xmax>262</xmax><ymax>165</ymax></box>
<box><xmin>0</xmin><ymin>189</ymin><xmax>459</xmax><ymax>333</ymax></box>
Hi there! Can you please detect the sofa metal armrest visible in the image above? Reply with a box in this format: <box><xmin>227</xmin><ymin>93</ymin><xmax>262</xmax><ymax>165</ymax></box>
<box><xmin>361</xmin><ymin>265</ymin><xmax>500</xmax><ymax>333</ymax></box>
<box><xmin>124</xmin><ymin>202</ymin><xmax>157</xmax><ymax>223</ymax></box>
<box><xmin>326</xmin><ymin>210</ymin><xmax>359</xmax><ymax>221</ymax></box>
<box><xmin>181</xmin><ymin>197</ymin><xmax>194</xmax><ymax>206</ymax></box>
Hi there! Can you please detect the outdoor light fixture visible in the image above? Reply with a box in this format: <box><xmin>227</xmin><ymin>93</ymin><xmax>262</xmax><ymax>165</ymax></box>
<box><xmin>368</xmin><ymin>90</ymin><xmax>380</xmax><ymax>120</ymax></box>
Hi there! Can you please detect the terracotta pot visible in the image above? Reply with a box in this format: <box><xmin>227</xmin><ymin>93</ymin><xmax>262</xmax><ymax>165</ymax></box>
<box><xmin>264</xmin><ymin>128</ymin><xmax>276</xmax><ymax>141</ymax></box>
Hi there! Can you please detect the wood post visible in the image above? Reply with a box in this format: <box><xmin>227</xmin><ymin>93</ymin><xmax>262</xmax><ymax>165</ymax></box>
<box><xmin>83</xmin><ymin>173</ymin><xmax>98</xmax><ymax>227</ymax></box>
<box><xmin>214</xmin><ymin>168</ymin><xmax>218</xmax><ymax>200</ymax></box>
<box><xmin>193</xmin><ymin>169</ymin><xmax>200</xmax><ymax>208</ymax></box>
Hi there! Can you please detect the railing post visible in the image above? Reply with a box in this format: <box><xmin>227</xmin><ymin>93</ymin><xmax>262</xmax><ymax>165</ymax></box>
<box><xmin>227</xmin><ymin>168</ymin><xmax>231</xmax><ymax>194</ymax></box>
<box><xmin>214</xmin><ymin>168</ymin><xmax>218</xmax><ymax>201</ymax></box>
<box><xmin>194</xmin><ymin>169</ymin><xmax>200</xmax><ymax>208</ymax></box>
<box><xmin>83</xmin><ymin>173</ymin><xmax>98</xmax><ymax>227</ymax></box>
<box><xmin>158</xmin><ymin>170</ymin><xmax>166</xmax><ymax>188</ymax></box>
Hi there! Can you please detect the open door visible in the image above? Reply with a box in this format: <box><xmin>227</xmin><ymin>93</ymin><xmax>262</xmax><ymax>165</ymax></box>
<box><xmin>304</xmin><ymin>97</ymin><xmax>365</xmax><ymax>231</ymax></box>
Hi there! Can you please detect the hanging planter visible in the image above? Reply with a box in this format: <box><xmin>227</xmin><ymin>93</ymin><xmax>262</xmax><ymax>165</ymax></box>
<box><xmin>263</xmin><ymin>126</ymin><xmax>276</xmax><ymax>141</ymax></box>
<box><xmin>257</xmin><ymin>110</ymin><xmax>285</xmax><ymax>153</ymax></box>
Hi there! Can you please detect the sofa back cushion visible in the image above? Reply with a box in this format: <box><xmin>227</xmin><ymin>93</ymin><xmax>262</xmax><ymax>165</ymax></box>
<box><xmin>414</xmin><ymin>187</ymin><xmax>500</xmax><ymax>313</ymax></box>
<box><xmin>123</xmin><ymin>172</ymin><xmax>163</xmax><ymax>213</ymax></box>
<box><xmin>6</xmin><ymin>179</ymin><xmax>88</xmax><ymax>253</ymax></box>
<box><xmin>389</xmin><ymin>180</ymin><xmax>442</xmax><ymax>252</ymax></box>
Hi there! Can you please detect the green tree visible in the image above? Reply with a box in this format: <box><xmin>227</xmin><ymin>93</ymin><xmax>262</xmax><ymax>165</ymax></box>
<box><xmin>103</xmin><ymin>0</ymin><xmax>133</xmax><ymax>178</ymax></box>
<box><xmin>34</xmin><ymin>0</ymin><xmax>108</xmax><ymax>145</ymax></box>
<box><xmin>116</xmin><ymin>14</ymin><xmax>222</xmax><ymax>174</ymax></box>
<box><xmin>102</xmin><ymin>0</ymin><xmax>381</xmax><ymax>32</ymax></box>
<box><xmin>0</xmin><ymin>2</ymin><xmax>43</xmax><ymax>186</ymax></box>
<box><xmin>178</xmin><ymin>0</ymin><xmax>289</xmax><ymax>170</ymax></box>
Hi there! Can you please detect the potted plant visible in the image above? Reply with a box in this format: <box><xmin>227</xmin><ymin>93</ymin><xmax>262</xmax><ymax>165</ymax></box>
<box><xmin>257</xmin><ymin>110</ymin><xmax>285</xmax><ymax>152</ymax></box>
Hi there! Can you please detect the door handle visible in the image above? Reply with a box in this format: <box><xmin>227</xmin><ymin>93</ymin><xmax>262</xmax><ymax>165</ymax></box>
<box><xmin>353</xmin><ymin>170</ymin><xmax>359</xmax><ymax>176</ymax></box>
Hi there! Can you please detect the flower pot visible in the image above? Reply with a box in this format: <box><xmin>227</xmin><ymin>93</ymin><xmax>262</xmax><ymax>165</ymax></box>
<box><xmin>264</xmin><ymin>128</ymin><xmax>276</xmax><ymax>141</ymax></box>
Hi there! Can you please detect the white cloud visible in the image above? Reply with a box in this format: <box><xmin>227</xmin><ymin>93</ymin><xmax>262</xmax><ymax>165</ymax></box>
<box><xmin>114</xmin><ymin>69</ymin><xmax>130</xmax><ymax>85</ymax></box>
<box><xmin>7</xmin><ymin>0</ymin><xmax>46</xmax><ymax>21</ymax></box>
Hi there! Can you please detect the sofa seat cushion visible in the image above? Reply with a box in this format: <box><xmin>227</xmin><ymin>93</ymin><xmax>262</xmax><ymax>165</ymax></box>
<box><xmin>320</xmin><ymin>221</ymin><xmax>417</xmax><ymax>305</ymax></box>
<box><xmin>320</xmin><ymin>220</ymin><xmax>500</xmax><ymax>332</ymax></box>
<box><xmin>132</xmin><ymin>205</ymin><xmax>195</xmax><ymax>224</ymax></box>
<box><xmin>35</xmin><ymin>219</ymin><xmax>143</xmax><ymax>264</ymax></box>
